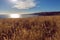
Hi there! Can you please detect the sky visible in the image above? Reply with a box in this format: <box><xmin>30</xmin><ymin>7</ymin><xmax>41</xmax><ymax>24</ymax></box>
<box><xmin>0</xmin><ymin>0</ymin><xmax>60</xmax><ymax>14</ymax></box>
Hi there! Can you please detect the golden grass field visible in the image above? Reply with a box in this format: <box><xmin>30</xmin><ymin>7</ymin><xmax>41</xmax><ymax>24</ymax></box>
<box><xmin>0</xmin><ymin>16</ymin><xmax>60</xmax><ymax>40</ymax></box>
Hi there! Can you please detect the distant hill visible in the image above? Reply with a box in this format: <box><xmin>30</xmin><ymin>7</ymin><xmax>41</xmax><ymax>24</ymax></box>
<box><xmin>29</xmin><ymin>11</ymin><xmax>60</xmax><ymax>16</ymax></box>
<box><xmin>0</xmin><ymin>12</ymin><xmax>60</xmax><ymax>18</ymax></box>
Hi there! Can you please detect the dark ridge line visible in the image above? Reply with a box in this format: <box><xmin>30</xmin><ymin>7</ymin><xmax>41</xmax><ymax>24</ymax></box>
<box><xmin>26</xmin><ymin>11</ymin><xmax>60</xmax><ymax>16</ymax></box>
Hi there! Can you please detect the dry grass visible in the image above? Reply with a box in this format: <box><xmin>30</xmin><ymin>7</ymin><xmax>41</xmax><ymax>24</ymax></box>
<box><xmin>0</xmin><ymin>16</ymin><xmax>60</xmax><ymax>40</ymax></box>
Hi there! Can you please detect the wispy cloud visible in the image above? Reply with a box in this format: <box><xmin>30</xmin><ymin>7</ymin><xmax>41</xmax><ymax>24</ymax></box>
<box><xmin>12</xmin><ymin>0</ymin><xmax>36</xmax><ymax>9</ymax></box>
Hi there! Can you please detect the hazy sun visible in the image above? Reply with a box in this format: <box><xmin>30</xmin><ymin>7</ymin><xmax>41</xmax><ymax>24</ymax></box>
<box><xmin>10</xmin><ymin>0</ymin><xmax>18</xmax><ymax>3</ymax></box>
<box><xmin>9</xmin><ymin>14</ymin><xmax>20</xmax><ymax>18</ymax></box>
<box><xmin>12</xmin><ymin>0</ymin><xmax>17</xmax><ymax>2</ymax></box>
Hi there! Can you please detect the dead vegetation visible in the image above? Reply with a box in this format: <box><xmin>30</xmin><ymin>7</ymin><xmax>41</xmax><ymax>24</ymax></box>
<box><xmin>0</xmin><ymin>16</ymin><xmax>60</xmax><ymax>40</ymax></box>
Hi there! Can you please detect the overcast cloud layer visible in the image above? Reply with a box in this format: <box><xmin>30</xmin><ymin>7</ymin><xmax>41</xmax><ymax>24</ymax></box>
<box><xmin>12</xmin><ymin>0</ymin><xmax>36</xmax><ymax>9</ymax></box>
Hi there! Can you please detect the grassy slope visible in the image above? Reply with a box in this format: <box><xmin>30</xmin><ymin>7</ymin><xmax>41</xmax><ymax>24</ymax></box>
<box><xmin>0</xmin><ymin>16</ymin><xmax>60</xmax><ymax>40</ymax></box>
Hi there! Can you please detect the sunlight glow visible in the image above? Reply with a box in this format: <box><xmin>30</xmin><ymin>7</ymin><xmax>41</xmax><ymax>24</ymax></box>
<box><xmin>10</xmin><ymin>0</ymin><xmax>18</xmax><ymax>3</ymax></box>
<box><xmin>12</xmin><ymin>0</ymin><xmax>17</xmax><ymax>2</ymax></box>
<box><xmin>9</xmin><ymin>14</ymin><xmax>20</xmax><ymax>18</ymax></box>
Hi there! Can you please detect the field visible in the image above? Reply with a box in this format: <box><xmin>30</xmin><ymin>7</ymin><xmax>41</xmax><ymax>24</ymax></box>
<box><xmin>0</xmin><ymin>16</ymin><xmax>60</xmax><ymax>40</ymax></box>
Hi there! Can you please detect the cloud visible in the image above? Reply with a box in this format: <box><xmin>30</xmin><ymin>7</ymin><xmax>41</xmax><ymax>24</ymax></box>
<box><xmin>12</xmin><ymin>0</ymin><xmax>36</xmax><ymax>9</ymax></box>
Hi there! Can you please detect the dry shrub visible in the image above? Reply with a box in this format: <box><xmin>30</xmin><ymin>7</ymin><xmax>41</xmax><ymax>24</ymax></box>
<box><xmin>0</xmin><ymin>17</ymin><xmax>58</xmax><ymax>40</ymax></box>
